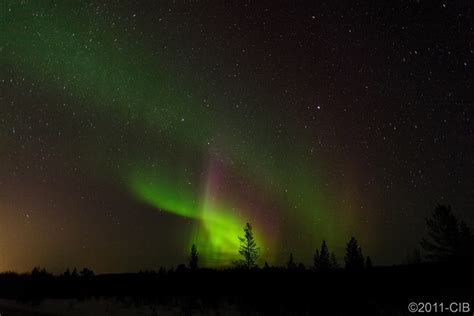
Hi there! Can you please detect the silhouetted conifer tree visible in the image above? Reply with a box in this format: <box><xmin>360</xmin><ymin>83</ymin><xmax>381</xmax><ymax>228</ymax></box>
<box><xmin>314</xmin><ymin>240</ymin><xmax>331</xmax><ymax>271</ymax></box>
<box><xmin>63</xmin><ymin>268</ymin><xmax>71</xmax><ymax>278</ymax></box>
<box><xmin>344</xmin><ymin>237</ymin><xmax>364</xmax><ymax>270</ymax></box>
<box><xmin>234</xmin><ymin>222</ymin><xmax>260</xmax><ymax>268</ymax></box>
<box><xmin>31</xmin><ymin>267</ymin><xmax>40</xmax><ymax>276</ymax></box>
<box><xmin>287</xmin><ymin>253</ymin><xmax>297</xmax><ymax>269</ymax></box>
<box><xmin>420</xmin><ymin>205</ymin><xmax>474</xmax><ymax>261</ymax></box>
<box><xmin>189</xmin><ymin>244</ymin><xmax>199</xmax><ymax>270</ymax></box>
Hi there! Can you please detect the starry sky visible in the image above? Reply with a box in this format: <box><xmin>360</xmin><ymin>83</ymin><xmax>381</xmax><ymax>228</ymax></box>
<box><xmin>1</xmin><ymin>0</ymin><xmax>473</xmax><ymax>273</ymax></box>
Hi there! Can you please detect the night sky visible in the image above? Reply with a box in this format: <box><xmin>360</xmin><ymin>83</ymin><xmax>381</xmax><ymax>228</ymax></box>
<box><xmin>1</xmin><ymin>1</ymin><xmax>473</xmax><ymax>273</ymax></box>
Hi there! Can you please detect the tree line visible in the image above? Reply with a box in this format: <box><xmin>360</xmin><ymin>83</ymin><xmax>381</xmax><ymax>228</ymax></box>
<box><xmin>189</xmin><ymin>222</ymin><xmax>371</xmax><ymax>271</ymax></box>
<box><xmin>15</xmin><ymin>204</ymin><xmax>473</xmax><ymax>277</ymax></box>
<box><xmin>188</xmin><ymin>204</ymin><xmax>473</xmax><ymax>271</ymax></box>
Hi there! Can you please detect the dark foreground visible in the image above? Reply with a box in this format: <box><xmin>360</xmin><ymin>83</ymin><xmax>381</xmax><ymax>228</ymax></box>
<box><xmin>0</xmin><ymin>262</ymin><xmax>472</xmax><ymax>315</ymax></box>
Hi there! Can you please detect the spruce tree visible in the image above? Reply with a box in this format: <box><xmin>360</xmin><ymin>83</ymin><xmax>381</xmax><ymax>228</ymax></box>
<box><xmin>235</xmin><ymin>222</ymin><xmax>260</xmax><ymax>268</ymax></box>
<box><xmin>344</xmin><ymin>237</ymin><xmax>364</xmax><ymax>270</ymax></box>
<box><xmin>314</xmin><ymin>240</ymin><xmax>331</xmax><ymax>271</ymax></box>
<box><xmin>189</xmin><ymin>244</ymin><xmax>199</xmax><ymax>270</ymax></box>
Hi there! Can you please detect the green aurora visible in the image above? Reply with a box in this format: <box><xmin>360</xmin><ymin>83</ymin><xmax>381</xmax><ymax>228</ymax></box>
<box><xmin>2</xmin><ymin>1</ymin><xmax>359</xmax><ymax>265</ymax></box>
